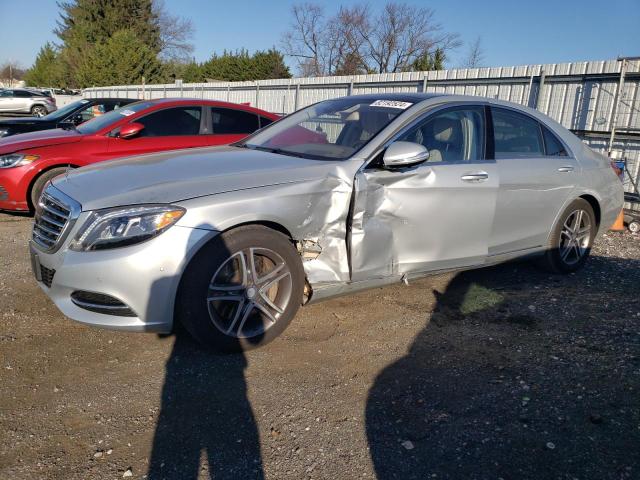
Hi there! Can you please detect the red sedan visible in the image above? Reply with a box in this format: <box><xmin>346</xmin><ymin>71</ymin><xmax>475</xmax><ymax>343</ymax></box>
<box><xmin>0</xmin><ymin>99</ymin><xmax>278</xmax><ymax>211</ymax></box>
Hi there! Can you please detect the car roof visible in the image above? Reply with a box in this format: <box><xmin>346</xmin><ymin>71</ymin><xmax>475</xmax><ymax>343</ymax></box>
<box><xmin>337</xmin><ymin>92</ymin><xmax>446</xmax><ymax>104</ymax></box>
<box><xmin>126</xmin><ymin>98</ymin><xmax>279</xmax><ymax>118</ymax></box>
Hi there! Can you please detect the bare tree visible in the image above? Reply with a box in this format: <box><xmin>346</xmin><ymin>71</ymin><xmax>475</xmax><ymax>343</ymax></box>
<box><xmin>282</xmin><ymin>2</ymin><xmax>460</xmax><ymax>76</ymax></box>
<box><xmin>0</xmin><ymin>61</ymin><xmax>25</xmax><ymax>86</ymax></box>
<box><xmin>153</xmin><ymin>0</ymin><xmax>195</xmax><ymax>62</ymax></box>
<box><xmin>281</xmin><ymin>3</ymin><xmax>327</xmax><ymax>76</ymax></box>
<box><xmin>462</xmin><ymin>36</ymin><xmax>485</xmax><ymax>69</ymax></box>
<box><xmin>356</xmin><ymin>3</ymin><xmax>460</xmax><ymax>73</ymax></box>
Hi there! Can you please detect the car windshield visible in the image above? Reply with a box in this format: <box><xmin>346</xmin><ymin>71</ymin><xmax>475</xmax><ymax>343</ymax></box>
<box><xmin>43</xmin><ymin>99</ymin><xmax>92</xmax><ymax>121</ymax></box>
<box><xmin>241</xmin><ymin>97</ymin><xmax>414</xmax><ymax>160</ymax></box>
<box><xmin>77</xmin><ymin>101</ymin><xmax>153</xmax><ymax>135</ymax></box>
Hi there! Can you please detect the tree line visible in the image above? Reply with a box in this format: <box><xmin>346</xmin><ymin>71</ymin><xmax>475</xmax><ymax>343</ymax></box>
<box><xmin>21</xmin><ymin>1</ymin><xmax>484</xmax><ymax>89</ymax></box>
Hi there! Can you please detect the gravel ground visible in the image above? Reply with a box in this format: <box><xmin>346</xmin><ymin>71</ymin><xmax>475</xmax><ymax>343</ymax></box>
<box><xmin>0</xmin><ymin>212</ymin><xmax>639</xmax><ymax>480</ymax></box>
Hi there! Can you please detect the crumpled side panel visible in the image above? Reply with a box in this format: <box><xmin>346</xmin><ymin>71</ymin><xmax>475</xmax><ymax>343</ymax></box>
<box><xmin>295</xmin><ymin>173</ymin><xmax>354</xmax><ymax>285</ymax></box>
<box><xmin>178</xmin><ymin>160</ymin><xmax>360</xmax><ymax>287</ymax></box>
<box><xmin>350</xmin><ymin>164</ymin><xmax>498</xmax><ymax>282</ymax></box>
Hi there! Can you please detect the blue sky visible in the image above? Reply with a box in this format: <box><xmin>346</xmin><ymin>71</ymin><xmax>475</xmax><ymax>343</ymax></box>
<box><xmin>0</xmin><ymin>0</ymin><xmax>638</xmax><ymax>72</ymax></box>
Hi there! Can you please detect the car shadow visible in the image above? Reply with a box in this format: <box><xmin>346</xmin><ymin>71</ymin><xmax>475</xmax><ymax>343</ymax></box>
<box><xmin>366</xmin><ymin>255</ymin><xmax>640</xmax><ymax>479</ymax></box>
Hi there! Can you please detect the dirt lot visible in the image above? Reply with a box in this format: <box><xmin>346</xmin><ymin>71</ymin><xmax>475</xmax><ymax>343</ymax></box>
<box><xmin>1</xmin><ymin>212</ymin><xmax>639</xmax><ymax>480</ymax></box>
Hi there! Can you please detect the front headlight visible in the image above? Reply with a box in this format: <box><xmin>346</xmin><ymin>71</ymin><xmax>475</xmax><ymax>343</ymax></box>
<box><xmin>0</xmin><ymin>153</ymin><xmax>39</xmax><ymax>168</ymax></box>
<box><xmin>69</xmin><ymin>205</ymin><xmax>186</xmax><ymax>251</ymax></box>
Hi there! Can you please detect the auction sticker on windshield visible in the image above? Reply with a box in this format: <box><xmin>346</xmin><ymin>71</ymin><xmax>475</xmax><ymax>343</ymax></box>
<box><xmin>370</xmin><ymin>100</ymin><xmax>413</xmax><ymax>109</ymax></box>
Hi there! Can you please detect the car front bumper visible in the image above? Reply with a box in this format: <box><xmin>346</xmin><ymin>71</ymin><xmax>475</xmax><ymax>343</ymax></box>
<box><xmin>30</xmin><ymin>220</ymin><xmax>216</xmax><ymax>333</ymax></box>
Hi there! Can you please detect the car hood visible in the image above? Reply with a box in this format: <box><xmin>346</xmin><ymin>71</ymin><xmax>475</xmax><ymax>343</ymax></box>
<box><xmin>52</xmin><ymin>146</ymin><xmax>344</xmax><ymax>211</ymax></box>
<box><xmin>0</xmin><ymin>128</ymin><xmax>83</xmax><ymax>154</ymax></box>
<box><xmin>0</xmin><ymin>117</ymin><xmax>46</xmax><ymax>126</ymax></box>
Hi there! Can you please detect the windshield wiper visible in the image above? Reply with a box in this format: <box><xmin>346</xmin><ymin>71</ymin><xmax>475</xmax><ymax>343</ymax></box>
<box><xmin>242</xmin><ymin>144</ymin><xmax>307</xmax><ymax>158</ymax></box>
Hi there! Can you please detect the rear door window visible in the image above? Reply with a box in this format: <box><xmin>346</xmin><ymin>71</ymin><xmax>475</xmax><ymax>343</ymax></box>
<box><xmin>211</xmin><ymin>108</ymin><xmax>259</xmax><ymax>134</ymax></box>
<box><xmin>137</xmin><ymin>107</ymin><xmax>203</xmax><ymax>137</ymax></box>
<box><xmin>491</xmin><ymin>108</ymin><xmax>544</xmax><ymax>158</ymax></box>
<box><xmin>542</xmin><ymin>126</ymin><xmax>568</xmax><ymax>156</ymax></box>
<box><xmin>260</xmin><ymin>116</ymin><xmax>275</xmax><ymax>128</ymax></box>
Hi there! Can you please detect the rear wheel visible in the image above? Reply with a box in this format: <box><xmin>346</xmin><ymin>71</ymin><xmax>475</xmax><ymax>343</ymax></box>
<box><xmin>31</xmin><ymin>105</ymin><xmax>47</xmax><ymax>117</ymax></box>
<box><xmin>629</xmin><ymin>220</ymin><xmax>640</xmax><ymax>234</ymax></box>
<box><xmin>537</xmin><ymin>198</ymin><xmax>596</xmax><ymax>273</ymax></box>
<box><xmin>176</xmin><ymin>225</ymin><xmax>305</xmax><ymax>352</ymax></box>
<box><xmin>30</xmin><ymin>167</ymin><xmax>69</xmax><ymax>210</ymax></box>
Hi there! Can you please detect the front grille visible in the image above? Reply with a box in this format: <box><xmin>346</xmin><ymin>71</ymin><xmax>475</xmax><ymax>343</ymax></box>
<box><xmin>31</xmin><ymin>186</ymin><xmax>80</xmax><ymax>252</ymax></box>
<box><xmin>0</xmin><ymin>185</ymin><xmax>7</xmax><ymax>201</ymax></box>
<box><xmin>70</xmin><ymin>291</ymin><xmax>137</xmax><ymax>317</ymax></box>
<box><xmin>40</xmin><ymin>265</ymin><xmax>55</xmax><ymax>288</ymax></box>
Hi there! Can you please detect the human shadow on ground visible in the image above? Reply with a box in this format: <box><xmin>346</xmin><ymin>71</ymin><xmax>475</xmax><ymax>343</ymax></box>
<box><xmin>147</xmin><ymin>331</ymin><xmax>263</xmax><ymax>480</ymax></box>
<box><xmin>366</xmin><ymin>256</ymin><xmax>640</xmax><ymax>479</ymax></box>
<box><xmin>147</xmin><ymin>226</ymin><xmax>264</xmax><ymax>480</ymax></box>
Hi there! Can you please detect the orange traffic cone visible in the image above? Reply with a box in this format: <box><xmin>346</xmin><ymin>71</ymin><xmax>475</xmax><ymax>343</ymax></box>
<box><xmin>610</xmin><ymin>209</ymin><xmax>625</xmax><ymax>231</ymax></box>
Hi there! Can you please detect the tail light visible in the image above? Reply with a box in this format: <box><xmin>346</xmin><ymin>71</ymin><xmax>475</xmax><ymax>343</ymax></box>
<box><xmin>610</xmin><ymin>159</ymin><xmax>624</xmax><ymax>182</ymax></box>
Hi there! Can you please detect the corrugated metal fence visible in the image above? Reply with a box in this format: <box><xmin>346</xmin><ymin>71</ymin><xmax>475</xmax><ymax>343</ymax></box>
<box><xmin>84</xmin><ymin>59</ymin><xmax>640</xmax><ymax>206</ymax></box>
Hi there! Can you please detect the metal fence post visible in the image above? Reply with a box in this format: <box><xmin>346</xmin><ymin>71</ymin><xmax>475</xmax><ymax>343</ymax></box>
<box><xmin>535</xmin><ymin>70</ymin><xmax>546</xmax><ymax>110</ymax></box>
<box><xmin>421</xmin><ymin>75</ymin><xmax>428</xmax><ymax>93</ymax></box>
<box><xmin>294</xmin><ymin>83</ymin><xmax>300</xmax><ymax>110</ymax></box>
<box><xmin>348</xmin><ymin>81</ymin><xmax>354</xmax><ymax>96</ymax></box>
<box><xmin>608</xmin><ymin>57</ymin><xmax>629</xmax><ymax>154</ymax></box>
<box><xmin>255</xmin><ymin>84</ymin><xmax>260</xmax><ymax>108</ymax></box>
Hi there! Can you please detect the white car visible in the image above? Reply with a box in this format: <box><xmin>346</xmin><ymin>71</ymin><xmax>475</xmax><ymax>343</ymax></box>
<box><xmin>0</xmin><ymin>89</ymin><xmax>57</xmax><ymax>117</ymax></box>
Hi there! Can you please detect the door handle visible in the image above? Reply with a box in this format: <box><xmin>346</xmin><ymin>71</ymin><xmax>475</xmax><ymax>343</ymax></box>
<box><xmin>461</xmin><ymin>172</ymin><xmax>489</xmax><ymax>182</ymax></box>
<box><xmin>557</xmin><ymin>166</ymin><xmax>574</xmax><ymax>172</ymax></box>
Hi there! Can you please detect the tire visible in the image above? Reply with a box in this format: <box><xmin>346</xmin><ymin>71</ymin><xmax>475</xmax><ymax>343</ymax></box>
<box><xmin>537</xmin><ymin>198</ymin><xmax>596</xmax><ymax>273</ymax></box>
<box><xmin>176</xmin><ymin>225</ymin><xmax>305</xmax><ymax>352</ymax></box>
<box><xmin>629</xmin><ymin>220</ymin><xmax>640</xmax><ymax>234</ymax></box>
<box><xmin>31</xmin><ymin>105</ymin><xmax>47</xmax><ymax>117</ymax></box>
<box><xmin>30</xmin><ymin>167</ymin><xmax>70</xmax><ymax>210</ymax></box>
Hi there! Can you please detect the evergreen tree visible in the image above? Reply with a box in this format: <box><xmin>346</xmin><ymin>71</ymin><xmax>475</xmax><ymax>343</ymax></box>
<box><xmin>408</xmin><ymin>48</ymin><xmax>446</xmax><ymax>72</ymax></box>
<box><xmin>23</xmin><ymin>43</ymin><xmax>62</xmax><ymax>86</ymax></box>
<box><xmin>76</xmin><ymin>29</ymin><xmax>164</xmax><ymax>87</ymax></box>
<box><xmin>252</xmin><ymin>49</ymin><xmax>291</xmax><ymax>80</ymax></box>
<box><xmin>55</xmin><ymin>0</ymin><xmax>161</xmax><ymax>86</ymax></box>
<box><xmin>201</xmin><ymin>49</ymin><xmax>291</xmax><ymax>82</ymax></box>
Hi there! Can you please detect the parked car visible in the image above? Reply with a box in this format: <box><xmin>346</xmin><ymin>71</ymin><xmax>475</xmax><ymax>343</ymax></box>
<box><xmin>0</xmin><ymin>88</ymin><xmax>57</xmax><ymax>117</ymax></box>
<box><xmin>0</xmin><ymin>98</ymin><xmax>278</xmax><ymax>211</ymax></box>
<box><xmin>0</xmin><ymin>98</ymin><xmax>135</xmax><ymax>138</ymax></box>
<box><xmin>29</xmin><ymin>94</ymin><xmax>622</xmax><ymax>351</ymax></box>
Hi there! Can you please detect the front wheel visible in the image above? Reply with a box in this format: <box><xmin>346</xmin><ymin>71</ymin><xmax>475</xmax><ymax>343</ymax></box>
<box><xmin>30</xmin><ymin>167</ymin><xmax>70</xmax><ymax>210</ymax></box>
<box><xmin>31</xmin><ymin>105</ymin><xmax>47</xmax><ymax>117</ymax></box>
<box><xmin>176</xmin><ymin>225</ymin><xmax>305</xmax><ymax>352</ymax></box>
<box><xmin>537</xmin><ymin>198</ymin><xmax>596</xmax><ymax>273</ymax></box>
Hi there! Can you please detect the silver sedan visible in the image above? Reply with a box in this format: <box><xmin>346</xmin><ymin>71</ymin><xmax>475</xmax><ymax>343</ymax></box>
<box><xmin>29</xmin><ymin>94</ymin><xmax>623</xmax><ymax>351</ymax></box>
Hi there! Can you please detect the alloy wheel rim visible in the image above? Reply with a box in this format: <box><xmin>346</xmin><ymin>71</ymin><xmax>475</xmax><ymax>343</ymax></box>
<box><xmin>207</xmin><ymin>248</ymin><xmax>292</xmax><ymax>338</ymax></box>
<box><xmin>33</xmin><ymin>107</ymin><xmax>46</xmax><ymax>117</ymax></box>
<box><xmin>559</xmin><ymin>209</ymin><xmax>591</xmax><ymax>265</ymax></box>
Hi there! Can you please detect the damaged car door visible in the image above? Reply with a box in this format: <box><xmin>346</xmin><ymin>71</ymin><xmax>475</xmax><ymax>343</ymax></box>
<box><xmin>350</xmin><ymin>105</ymin><xmax>499</xmax><ymax>281</ymax></box>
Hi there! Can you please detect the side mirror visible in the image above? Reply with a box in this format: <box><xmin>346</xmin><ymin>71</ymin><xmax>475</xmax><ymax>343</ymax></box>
<box><xmin>119</xmin><ymin>122</ymin><xmax>144</xmax><ymax>139</ymax></box>
<box><xmin>382</xmin><ymin>141</ymin><xmax>430</xmax><ymax>168</ymax></box>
